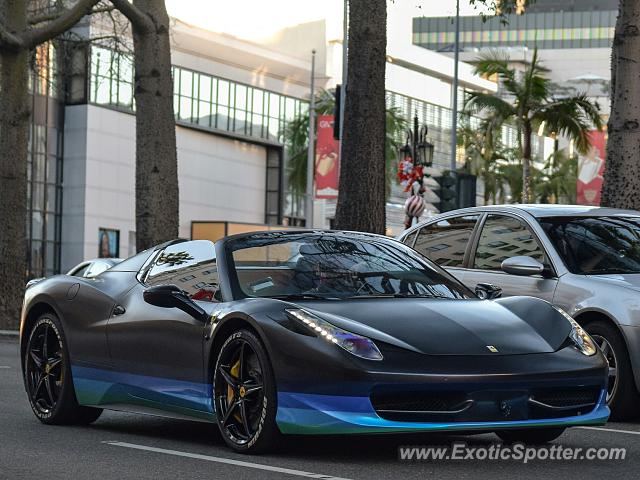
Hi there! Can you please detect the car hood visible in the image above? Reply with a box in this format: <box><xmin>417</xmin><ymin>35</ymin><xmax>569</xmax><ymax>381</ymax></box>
<box><xmin>587</xmin><ymin>273</ymin><xmax>640</xmax><ymax>293</ymax></box>
<box><xmin>292</xmin><ymin>297</ymin><xmax>571</xmax><ymax>356</ymax></box>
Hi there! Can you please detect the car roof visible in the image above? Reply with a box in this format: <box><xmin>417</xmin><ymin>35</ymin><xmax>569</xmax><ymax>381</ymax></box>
<box><xmin>434</xmin><ymin>204</ymin><xmax>640</xmax><ymax>219</ymax></box>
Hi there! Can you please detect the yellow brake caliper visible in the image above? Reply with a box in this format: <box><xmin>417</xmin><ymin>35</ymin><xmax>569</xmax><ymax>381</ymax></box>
<box><xmin>228</xmin><ymin>358</ymin><xmax>242</xmax><ymax>421</ymax></box>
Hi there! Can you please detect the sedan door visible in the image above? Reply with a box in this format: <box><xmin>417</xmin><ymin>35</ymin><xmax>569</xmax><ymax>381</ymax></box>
<box><xmin>464</xmin><ymin>213</ymin><xmax>558</xmax><ymax>301</ymax></box>
<box><xmin>409</xmin><ymin>214</ymin><xmax>481</xmax><ymax>284</ymax></box>
<box><xmin>106</xmin><ymin>240</ymin><xmax>221</xmax><ymax>412</ymax></box>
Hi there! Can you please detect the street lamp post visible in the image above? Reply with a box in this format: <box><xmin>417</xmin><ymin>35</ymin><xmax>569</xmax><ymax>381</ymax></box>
<box><xmin>450</xmin><ymin>0</ymin><xmax>460</xmax><ymax>172</ymax></box>
<box><xmin>305</xmin><ymin>49</ymin><xmax>316</xmax><ymax>228</ymax></box>
<box><xmin>398</xmin><ymin>114</ymin><xmax>435</xmax><ymax>229</ymax></box>
<box><xmin>401</xmin><ymin>114</ymin><xmax>434</xmax><ymax>169</ymax></box>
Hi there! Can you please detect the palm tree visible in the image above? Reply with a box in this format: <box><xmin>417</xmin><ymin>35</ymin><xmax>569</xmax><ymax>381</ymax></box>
<box><xmin>465</xmin><ymin>49</ymin><xmax>603</xmax><ymax>203</ymax></box>
<box><xmin>458</xmin><ymin>113</ymin><xmax>511</xmax><ymax>204</ymax></box>
<box><xmin>284</xmin><ymin>89</ymin><xmax>406</xmax><ymax>204</ymax></box>
<box><xmin>334</xmin><ymin>0</ymin><xmax>387</xmax><ymax>234</ymax></box>
<box><xmin>602</xmin><ymin>0</ymin><xmax>640</xmax><ymax>209</ymax></box>
<box><xmin>536</xmin><ymin>150</ymin><xmax>578</xmax><ymax>204</ymax></box>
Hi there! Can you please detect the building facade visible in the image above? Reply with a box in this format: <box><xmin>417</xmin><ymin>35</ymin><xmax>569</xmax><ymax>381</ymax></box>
<box><xmin>413</xmin><ymin>0</ymin><xmax>615</xmax><ymax>113</ymax></box>
<box><xmin>25</xmin><ymin>7</ymin><xmax>504</xmax><ymax>277</ymax></box>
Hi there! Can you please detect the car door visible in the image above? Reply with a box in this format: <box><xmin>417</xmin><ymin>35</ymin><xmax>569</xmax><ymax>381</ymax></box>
<box><xmin>464</xmin><ymin>213</ymin><xmax>558</xmax><ymax>301</ymax></box>
<box><xmin>409</xmin><ymin>214</ymin><xmax>481</xmax><ymax>284</ymax></box>
<box><xmin>106</xmin><ymin>240</ymin><xmax>222</xmax><ymax>412</ymax></box>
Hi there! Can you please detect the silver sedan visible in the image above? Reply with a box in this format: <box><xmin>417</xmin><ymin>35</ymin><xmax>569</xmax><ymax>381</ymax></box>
<box><xmin>399</xmin><ymin>204</ymin><xmax>640</xmax><ymax>420</ymax></box>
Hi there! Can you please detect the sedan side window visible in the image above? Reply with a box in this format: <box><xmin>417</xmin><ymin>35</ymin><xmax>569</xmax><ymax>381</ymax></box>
<box><xmin>413</xmin><ymin>215</ymin><xmax>480</xmax><ymax>267</ymax></box>
<box><xmin>474</xmin><ymin>215</ymin><xmax>546</xmax><ymax>271</ymax></box>
<box><xmin>146</xmin><ymin>240</ymin><xmax>221</xmax><ymax>302</ymax></box>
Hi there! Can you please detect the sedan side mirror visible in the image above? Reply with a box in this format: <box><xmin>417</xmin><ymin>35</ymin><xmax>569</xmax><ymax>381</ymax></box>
<box><xmin>475</xmin><ymin>283</ymin><xmax>502</xmax><ymax>300</ymax></box>
<box><xmin>143</xmin><ymin>284</ymin><xmax>209</xmax><ymax>322</ymax></box>
<box><xmin>501</xmin><ymin>256</ymin><xmax>544</xmax><ymax>277</ymax></box>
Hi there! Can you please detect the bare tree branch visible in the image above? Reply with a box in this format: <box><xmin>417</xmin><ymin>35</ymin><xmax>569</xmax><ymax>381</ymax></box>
<box><xmin>28</xmin><ymin>4</ymin><xmax>114</xmax><ymax>25</ymax></box>
<box><xmin>23</xmin><ymin>0</ymin><xmax>101</xmax><ymax>49</ymax></box>
<box><xmin>0</xmin><ymin>22</ymin><xmax>24</xmax><ymax>51</ymax></box>
<box><xmin>110</xmin><ymin>0</ymin><xmax>153</xmax><ymax>32</ymax></box>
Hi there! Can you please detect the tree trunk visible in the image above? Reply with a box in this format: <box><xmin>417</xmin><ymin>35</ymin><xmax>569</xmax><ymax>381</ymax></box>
<box><xmin>334</xmin><ymin>0</ymin><xmax>387</xmax><ymax>234</ymax></box>
<box><xmin>601</xmin><ymin>0</ymin><xmax>640</xmax><ymax>209</ymax></box>
<box><xmin>0</xmin><ymin>2</ymin><xmax>29</xmax><ymax>330</ymax></box>
<box><xmin>130</xmin><ymin>0</ymin><xmax>178</xmax><ymax>251</ymax></box>
<box><xmin>521</xmin><ymin>121</ymin><xmax>532</xmax><ymax>203</ymax></box>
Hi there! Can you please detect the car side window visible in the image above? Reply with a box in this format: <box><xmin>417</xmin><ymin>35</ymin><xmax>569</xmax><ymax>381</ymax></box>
<box><xmin>70</xmin><ymin>264</ymin><xmax>90</xmax><ymax>277</ymax></box>
<box><xmin>85</xmin><ymin>261</ymin><xmax>111</xmax><ymax>278</ymax></box>
<box><xmin>413</xmin><ymin>215</ymin><xmax>480</xmax><ymax>267</ymax></box>
<box><xmin>146</xmin><ymin>240</ymin><xmax>221</xmax><ymax>302</ymax></box>
<box><xmin>473</xmin><ymin>215</ymin><xmax>546</xmax><ymax>271</ymax></box>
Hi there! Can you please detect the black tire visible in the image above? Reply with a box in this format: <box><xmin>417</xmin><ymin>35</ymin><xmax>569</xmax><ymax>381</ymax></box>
<box><xmin>213</xmin><ymin>329</ymin><xmax>281</xmax><ymax>454</ymax></box>
<box><xmin>23</xmin><ymin>314</ymin><xmax>103</xmax><ymax>425</ymax></box>
<box><xmin>586</xmin><ymin>321</ymin><xmax>639</xmax><ymax>421</ymax></box>
<box><xmin>496</xmin><ymin>427</ymin><xmax>565</xmax><ymax>445</ymax></box>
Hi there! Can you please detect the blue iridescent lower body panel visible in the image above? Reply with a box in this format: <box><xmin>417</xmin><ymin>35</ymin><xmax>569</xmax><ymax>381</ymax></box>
<box><xmin>276</xmin><ymin>391</ymin><xmax>610</xmax><ymax>435</ymax></box>
<box><xmin>71</xmin><ymin>366</ymin><xmax>609</xmax><ymax>434</ymax></box>
<box><xmin>72</xmin><ymin>365</ymin><xmax>215</xmax><ymax>421</ymax></box>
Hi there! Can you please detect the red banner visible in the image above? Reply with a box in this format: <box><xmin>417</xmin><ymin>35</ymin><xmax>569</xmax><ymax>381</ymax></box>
<box><xmin>577</xmin><ymin>130</ymin><xmax>606</xmax><ymax>205</ymax></box>
<box><xmin>315</xmin><ymin>115</ymin><xmax>340</xmax><ymax>199</ymax></box>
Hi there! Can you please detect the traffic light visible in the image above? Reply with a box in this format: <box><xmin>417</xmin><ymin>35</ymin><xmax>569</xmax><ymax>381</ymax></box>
<box><xmin>333</xmin><ymin>85</ymin><xmax>341</xmax><ymax>140</ymax></box>
<box><xmin>436</xmin><ymin>171</ymin><xmax>458</xmax><ymax>213</ymax></box>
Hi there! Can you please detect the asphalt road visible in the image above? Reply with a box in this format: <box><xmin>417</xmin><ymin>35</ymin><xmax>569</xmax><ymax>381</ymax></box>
<box><xmin>2</xmin><ymin>337</ymin><xmax>640</xmax><ymax>480</ymax></box>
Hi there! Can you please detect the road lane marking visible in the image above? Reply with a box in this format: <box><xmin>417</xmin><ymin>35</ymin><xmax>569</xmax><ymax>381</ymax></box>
<box><xmin>103</xmin><ymin>441</ymin><xmax>351</xmax><ymax>479</ymax></box>
<box><xmin>578</xmin><ymin>426</ymin><xmax>640</xmax><ymax>436</ymax></box>
<box><xmin>0</xmin><ymin>366</ymin><xmax>10</xmax><ymax>369</ymax></box>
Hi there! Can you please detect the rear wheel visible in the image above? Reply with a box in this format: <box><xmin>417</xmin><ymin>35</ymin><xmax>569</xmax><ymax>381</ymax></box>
<box><xmin>587</xmin><ymin>321</ymin><xmax>639</xmax><ymax>421</ymax></box>
<box><xmin>24</xmin><ymin>314</ymin><xmax>102</xmax><ymax>425</ymax></box>
<box><xmin>496</xmin><ymin>427</ymin><xmax>565</xmax><ymax>444</ymax></box>
<box><xmin>214</xmin><ymin>329</ymin><xmax>280</xmax><ymax>453</ymax></box>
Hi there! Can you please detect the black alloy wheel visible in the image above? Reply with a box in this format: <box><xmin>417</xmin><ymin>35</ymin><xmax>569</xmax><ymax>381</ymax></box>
<box><xmin>24</xmin><ymin>314</ymin><xmax>102</xmax><ymax>425</ymax></box>
<box><xmin>214</xmin><ymin>330</ymin><xmax>280</xmax><ymax>453</ymax></box>
<box><xmin>25</xmin><ymin>319</ymin><xmax>65</xmax><ymax>417</ymax></box>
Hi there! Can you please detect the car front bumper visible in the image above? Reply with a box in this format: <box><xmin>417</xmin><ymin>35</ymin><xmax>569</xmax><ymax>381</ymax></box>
<box><xmin>276</xmin><ymin>389</ymin><xmax>609</xmax><ymax>435</ymax></box>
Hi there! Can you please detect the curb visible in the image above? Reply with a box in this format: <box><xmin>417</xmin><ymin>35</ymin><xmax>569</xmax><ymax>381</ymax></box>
<box><xmin>0</xmin><ymin>330</ymin><xmax>19</xmax><ymax>340</ymax></box>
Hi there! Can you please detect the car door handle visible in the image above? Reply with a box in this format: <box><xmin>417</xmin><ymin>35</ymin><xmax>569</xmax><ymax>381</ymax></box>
<box><xmin>113</xmin><ymin>305</ymin><xmax>126</xmax><ymax>316</ymax></box>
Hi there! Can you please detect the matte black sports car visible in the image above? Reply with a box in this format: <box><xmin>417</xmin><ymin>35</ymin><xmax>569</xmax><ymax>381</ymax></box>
<box><xmin>20</xmin><ymin>231</ymin><xmax>609</xmax><ymax>453</ymax></box>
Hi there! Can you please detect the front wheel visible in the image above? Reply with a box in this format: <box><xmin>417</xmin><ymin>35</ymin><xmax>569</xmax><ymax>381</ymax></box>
<box><xmin>587</xmin><ymin>321</ymin><xmax>639</xmax><ymax>421</ymax></box>
<box><xmin>214</xmin><ymin>329</ymin><xmax>281</xmax><ymax>453</ymax></box>
<box><xmin>496</xmin><ymin>427</ymin><xmax>565</xmax><ymax>445</ymax></box>
<box><xmin>24</xmin><ymin>314</ymin><xmax>102</xmax><ymax>425</ymax></box>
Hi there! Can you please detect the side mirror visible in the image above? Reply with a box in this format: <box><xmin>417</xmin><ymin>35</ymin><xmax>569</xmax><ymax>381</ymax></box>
<box><xmin>143</xmin><ymin>284</ymin><xmax>209</xmax><ymax>322</ymax></box>
<box><xmin>475</xmin><ymin>283</ymin><xmax>502</xmax><ymax>300</ymax></box>
<box><xmin>501</xmin><ymin>256</ymin><xmax>544</xmax><ymax>277</ymax></box>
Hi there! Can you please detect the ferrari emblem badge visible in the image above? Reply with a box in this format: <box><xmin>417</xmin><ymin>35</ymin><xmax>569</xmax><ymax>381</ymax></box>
<box><xmin>239</xmin><ymin>386</ymin><xmax>246</xmax><ymax>398</ymax></box>
<box><xmin>486</xmin><ymin>345</ymin><xmax>499</xmax><ymax>353</ymax></box>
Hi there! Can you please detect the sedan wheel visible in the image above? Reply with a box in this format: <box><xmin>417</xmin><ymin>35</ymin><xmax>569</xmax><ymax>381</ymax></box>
<box><xmin>591</xmin><ymin>334</ymin><xmax>618</xmax><ymax>403</ymax></box>
<box><xmin>586</xmin><ymin>321</ymin><xmax>639</xmax><ymax>421</ymax></box>
<box><xmin>214</xmin><ymin>330</ymin><xmax>280</xmax><ymax>453</ymax></box>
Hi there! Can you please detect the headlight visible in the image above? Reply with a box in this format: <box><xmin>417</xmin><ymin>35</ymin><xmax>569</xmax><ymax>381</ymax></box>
<box><xmin>286</xmin><ymin>308</ymin><xmax>383</xmax><ymax>361</ymax></box>
<box><xmin>553</xmin><ymin>306</ymin><xmax>597</xmax><ymax>356</ymax></box>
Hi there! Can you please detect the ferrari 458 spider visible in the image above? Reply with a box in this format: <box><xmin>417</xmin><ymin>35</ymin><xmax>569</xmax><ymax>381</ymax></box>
<box><xmin>20</xmin><ymin>231</ymin><xmax>609</xmax><ymax>453</ymax></box>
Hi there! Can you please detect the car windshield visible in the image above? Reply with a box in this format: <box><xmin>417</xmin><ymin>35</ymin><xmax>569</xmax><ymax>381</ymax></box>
<box><xmin>539</xmin><ymin>216</ymin><xmax>640</xmax><ymax>275</ymax></box>
<box><xmin>226</xmin><ymin>232</ymin><xmax>473</xmax><ymax>300</ymax></box>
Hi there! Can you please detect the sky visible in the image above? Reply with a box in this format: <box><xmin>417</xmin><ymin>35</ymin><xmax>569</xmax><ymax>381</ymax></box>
<box><xmin>165</xmin><ymin>0</ymin><xmax>486</xmax><ymax>41</ymax></box>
